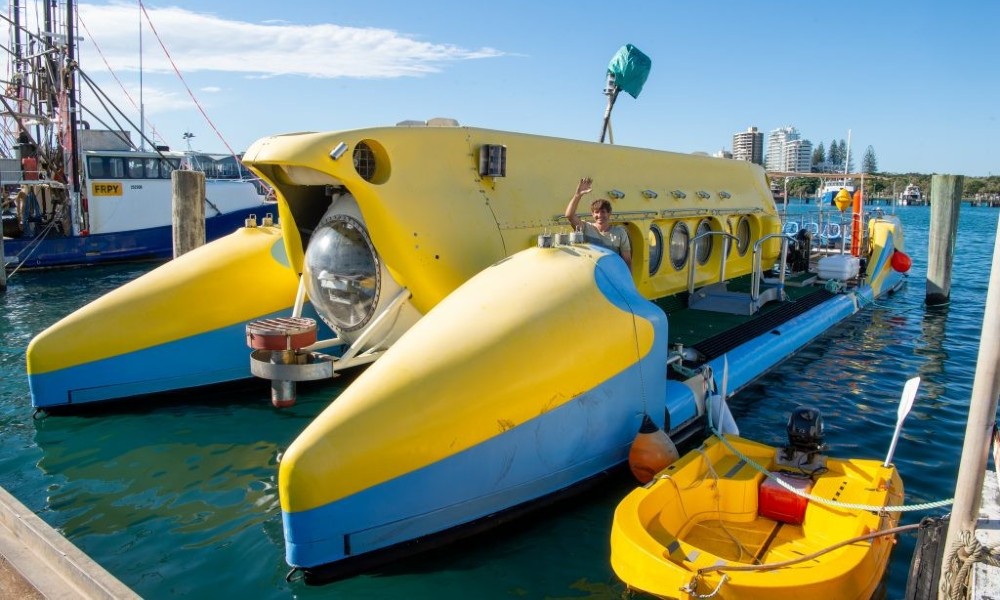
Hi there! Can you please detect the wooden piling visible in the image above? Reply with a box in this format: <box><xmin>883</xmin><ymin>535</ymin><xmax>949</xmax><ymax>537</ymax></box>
<box><xmin>938</xmin><ymin>213</ymin><xmax>1000</xmax><ymax>598</ymax></box>
<box><xmin>172</xmin><ymin>169</ymin><xmax>206</xmax><ymax>258</ymax></box>
<box><xmin>925</xmin><ymin>174</ymin><xmax>963</xmax><ymax>306</ymax></box>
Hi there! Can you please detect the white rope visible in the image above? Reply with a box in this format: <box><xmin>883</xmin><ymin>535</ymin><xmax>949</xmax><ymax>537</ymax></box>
<box><xmin>702</xmin><ymin>379</ymin><xmax>953</xmax><ymax>513</ymax></box>
<box><xmin>710</xmin><ymin>428</ymin><xmax>952</xmax><ymax>512</ymax></box>
<box><xmin>940</xmin><ymin>528</ymin><xmax>1000</xmax><ymax>600</ymax></box>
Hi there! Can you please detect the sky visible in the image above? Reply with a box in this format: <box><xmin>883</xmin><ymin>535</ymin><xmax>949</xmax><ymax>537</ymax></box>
<box><xmin>13</xmin><ymin>0</ymin><xmax>1000</xmax><ymax>175</ymax></box>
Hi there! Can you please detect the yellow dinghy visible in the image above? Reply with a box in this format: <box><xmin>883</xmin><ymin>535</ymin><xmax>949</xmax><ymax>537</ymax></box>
<box><xmin>610</xmin><ymin>409</ymin><xmax>903</xmax><ymax>600</ymax></box>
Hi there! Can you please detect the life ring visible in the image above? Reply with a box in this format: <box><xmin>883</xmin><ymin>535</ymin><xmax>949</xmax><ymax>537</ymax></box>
<box><xmin>805</xmin><ymin>222</ymin><xmax>820</xmax><ymax>236</ymax></box>
<box><xmin>782</xmin><ymin>221</ymin><xmax>799</xmax><ymax>235</ymax></box>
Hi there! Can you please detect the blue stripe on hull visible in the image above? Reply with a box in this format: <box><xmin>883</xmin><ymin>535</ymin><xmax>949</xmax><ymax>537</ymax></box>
<box><xmin>710</xmin><ymin>292</ymin><xmax>859</xmax><ymax>395</ymax></box>
<box><xmin>282</xmin><ymin>351</ymin><xmax>662</xmax><ymax>568</ymax></box>
<box><xmin>281</xmin><ymin>272</ymin><xmax>895</xmax><ymax>571</ymax></box>
<box><xmin>4</xmin><ymin>209</ymin><xmax>261</xmax><ymax>269</ymax></box>
<box><xmin>29</xmin><ymin>304</ymin><xmax>328</xmax><ymax>408</ymax></box>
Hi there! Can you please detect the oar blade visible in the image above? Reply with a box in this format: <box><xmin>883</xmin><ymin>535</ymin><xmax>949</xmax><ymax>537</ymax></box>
<box><xmin>898</xmin><ymin>376</ymin><xmax>920</xmax><ymax>420</ymax></box>
<box><xmin>884</xmin><ymin>376</ymin><xmax>921</xmax><ymax>467</ymax></box>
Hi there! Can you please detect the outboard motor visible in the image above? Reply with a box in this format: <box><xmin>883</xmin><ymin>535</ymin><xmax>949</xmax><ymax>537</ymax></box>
<box><xmin>762</xmin><ymin>406</ymin><xmax>825</xmax><ymax>524</ymax></box>
<box><xmin>786</xmin><ymin>228</ymin><xmax>812</xmax><ymax>273</ymax></box>
<box><xmin>781</xmin><ymin>405</ymin><xmax>824</xmax><ymax>463</ymax></box>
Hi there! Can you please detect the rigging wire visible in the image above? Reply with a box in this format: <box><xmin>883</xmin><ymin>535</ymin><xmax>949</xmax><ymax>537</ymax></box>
<box><xmin>137</xmin><ymin>1</ymin><xmax>240</xmax><ymax>161</ymax></box>
<box><xmin>75</xmin><ymin>10</ymin><xmax>165</xmax><ymax>147</ymax></box>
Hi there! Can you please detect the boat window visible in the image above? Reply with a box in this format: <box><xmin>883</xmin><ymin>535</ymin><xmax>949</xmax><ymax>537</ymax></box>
<box><xmin>736</xmin><ymin>216</ymin><xmax>751</xmax><ymax>256</ymax></box>
<box><xmin>725</xmin><ymin>219</ymin><xmax>735</xmax><ymax>260</ymax></box>
<box><xmin>212</xmin><ymin>155</ymin><xmax>240</xmax><ymax>179</ymax></box>
<box><xmin>107</xmin><ymin>157</ymin><xmax>125</xmax><ymax>178</ymax></box>
<box><xmin>354</xmin><ymin>142</ymin><xmax>377</xmax><ymax>182</ymax></box>
<box><xmin>669</xmin><ymin>222</ymin><xmax>689</xmax><ymax>270</ymax></box>
<box><xmin>144</xmin><ymin>158</ymin><xmax>160</xmax><ymax>179</ymax></box>
<box><xmin>161</xmin><ymin>159</ymin><xmax>177</xmax><ymax>178</ymax></box>
<box><xmin>127</xmin><ymin>158</ymin><xmax>144</xmax><ymax>179</ymax></box>
<box><xmin>87</xmin><ymin>156</ymin><xmax>105</xmax><ymax>178</ymax></box>
<box><xmin>695</xmin><ymin>219</ymin><xmax>713</xmax><ymax>265</ymax></box>
<box><xmin>648</xmin><ymin>224</ymin><xmax>663</xmax><ymax>275</ymax></box>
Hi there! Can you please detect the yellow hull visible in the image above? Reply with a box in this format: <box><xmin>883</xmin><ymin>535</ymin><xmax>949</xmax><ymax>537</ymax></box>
<box><xmin>610</xmin><ymin>435</ymin><xmax>903</xmax><ymax>599</ymax></box>
<box><xmin>28</xmin><ymin>121</ymin><xmax>784</xmax><ymax>407</ymax></box>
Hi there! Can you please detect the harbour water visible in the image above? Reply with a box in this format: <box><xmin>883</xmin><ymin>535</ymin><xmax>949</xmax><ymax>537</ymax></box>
<box><xmin>0</xmin><ymin>205</ymin><xmax>995</xmax><ymax>599</ymax></box>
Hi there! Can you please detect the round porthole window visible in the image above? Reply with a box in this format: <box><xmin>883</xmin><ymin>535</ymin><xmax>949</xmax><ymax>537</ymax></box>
<box><xmin>695</xmin><ymin>218</ymin><xmax>713</xmax><ymax>265</ymax></box>
<box><xmin>736</xmin><ymin>216</ymin><xmax>751</xmax><ymax>256</ymax></box>
<box><xmin>648</xmin><ymin>224</ymin><xmax>664</xmax><ymax>275</ymax></box>
<box><xmin>725</xmin><ymin>219</ymin><xmax>736</xmax><ymax>260</ymax></box>
<box><xmin>669</xmin><ymin>222</ymin><xmax>689</xmax><ymax>271</ymax></box>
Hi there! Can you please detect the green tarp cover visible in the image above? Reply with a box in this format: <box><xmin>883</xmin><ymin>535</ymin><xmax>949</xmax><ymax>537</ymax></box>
<box><xmin>607</xmin><ymin>44</ymin><xmax>651</xmax><ymax>99</ymax></box>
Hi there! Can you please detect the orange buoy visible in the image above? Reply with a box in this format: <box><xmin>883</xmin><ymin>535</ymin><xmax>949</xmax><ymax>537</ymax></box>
<box><xmin>891</xmin><ymin>250</ymin><xmax>912</xmax><ymax>273</ymax></box>
<box><xmin>628</xmin><ymin>414</ymin><xmax>680</xmax><ymax>484</ymax></box>
<box><xmin>851</xmin><ymin>189</ymin><xmax>863</xmax><ymax>256</ymax></box>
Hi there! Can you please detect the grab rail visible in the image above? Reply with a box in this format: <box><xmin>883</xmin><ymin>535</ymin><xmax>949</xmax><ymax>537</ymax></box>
<box><xmin>751</xmin><ymin>233</ymin><xmax>793</xmax><ymax>303</ymax></box>
<box><xmin>686</xmin><ymin>231</ymin><xmax>739</xmax><ymax>296</ymax></box>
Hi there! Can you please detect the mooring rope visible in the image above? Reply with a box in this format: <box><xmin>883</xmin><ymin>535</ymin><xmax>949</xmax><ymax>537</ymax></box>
<box><xmin>700</xmin><ymin>387</ymin><xmax>953</xmax><ymax>513</ymax></box>
<box><xmin>940</xmin><ymin>528</ymin><xmax>1000</xmax><ymax>600</ymax></box>
<box><xmin>697</xmin><ymin>522</ymin><xmax>922</xmax><ymax>576</ymax></box>
<box><xmin>705</xmin><ymin>424</ymin><xmax>953</xmax><ymax>513</ymax></box>
<box><xmin>7</xmin><ymin>218</ymin><xmax>57</xmax><ymax>278</ymax></box>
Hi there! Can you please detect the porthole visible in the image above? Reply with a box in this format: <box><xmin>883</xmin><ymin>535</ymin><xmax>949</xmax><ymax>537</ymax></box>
<box><xmin>353</xmin><ymin>141</ymin><xmax>377</xmax><ymax>181</ymax></box>
<box><xmin>695</xmin><ymin>218</ymin><xmax>713</xmax><ymax>265</ymax></box>
<box><xmin>726</xmin><ymin>219</ymin><xmax>735</xmax><ymax>260</ymax></box>
<box><xmin>736</xmin><ymin>216</ymin><xmax>751</xmax><ymax>256</ymax></box>
<box><xmin>669</xmin><ymin>222</ymin><xmax>689</xmax><ymax>271</ymax></box>
<box><xmin>648</xmin><ymin>224</ymin><xmax>664</xmax><ymax>275</ymax></box>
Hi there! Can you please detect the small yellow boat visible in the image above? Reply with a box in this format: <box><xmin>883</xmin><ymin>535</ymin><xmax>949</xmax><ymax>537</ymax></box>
<box><xmin>611</xmin><ymin>410</ymin><xmax>903</xmax><ymax>600</ymax></box>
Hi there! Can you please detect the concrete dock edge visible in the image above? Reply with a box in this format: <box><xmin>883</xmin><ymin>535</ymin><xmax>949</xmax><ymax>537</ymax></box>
<box><xmin>0</xmin><ymin>485</ymin><xmax>139</xmax><ymax>599</ymax></box>
<box><xmin>971</xmin><ymin>472</ymin><xmax>1000</xmax><ymax>598</ymax></box>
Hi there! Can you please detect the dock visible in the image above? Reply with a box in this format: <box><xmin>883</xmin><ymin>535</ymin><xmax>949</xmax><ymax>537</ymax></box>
<box><xmin>971</xmin><ymin>470</ymin><xmax>1000</xmax><ymax>597</ymax></box>
<box><xmin>0</xmin><ymin>485</ymin><xmax>139</xmax><ymax>599</ymax></box>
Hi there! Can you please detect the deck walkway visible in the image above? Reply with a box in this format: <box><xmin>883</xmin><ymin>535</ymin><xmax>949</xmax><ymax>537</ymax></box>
<box><xmin>0</xmin><ymin>485</ymin><xmax>139</xmax><ymax>599</ymax></box>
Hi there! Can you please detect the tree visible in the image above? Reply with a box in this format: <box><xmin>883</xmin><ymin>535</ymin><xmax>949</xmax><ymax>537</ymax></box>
<box><xmin>812</xmin><ymin>142</ymin><xmax>826</xmax><ymax>167</ymax></box>
<box><xmin>828</xmin><ymin>140</ymin><xmax>841</xmax><ymax>168</ymax></box>
<box><xmin>861</xmin><ymin>145</ymin><xmax>878</xmax><ymax>173</ymax></box>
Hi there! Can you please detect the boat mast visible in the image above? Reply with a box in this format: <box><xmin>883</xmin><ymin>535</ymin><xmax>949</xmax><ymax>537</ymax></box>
<box><xmin>139</xmin><ymin>0</ymin><xmax>144</xmax><ymax>150</ymax></box>
<box><xmin>12</xmin><ymin>0</ymin><xmax>24</xmax><ymax>122</ymax></box>
<box><xmin>63</xmin><ymin>1</ymin><xmax>81</xmax><ymax>193</ymax></box>
<box><xmin>843</xmin><ymin>129</ymin><xmax>851</xmax><ymax>177</ymax></box>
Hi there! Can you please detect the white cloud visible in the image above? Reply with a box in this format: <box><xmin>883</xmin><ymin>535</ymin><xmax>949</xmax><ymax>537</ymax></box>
<box><xmin>77</xmin><ymin>2</ymin><xmax>505</xmax><ymax>79</ymax></box>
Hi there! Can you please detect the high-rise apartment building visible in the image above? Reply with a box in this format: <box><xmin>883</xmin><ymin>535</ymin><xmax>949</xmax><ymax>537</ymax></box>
<box><xmin>765</xmin><ymin>127</ymin><xmax>812</xmax><ymax>173</ymax></box>
<box><xmin>732</xmin><ymin>126</ymin><xmax>763</xmax><ymax>165</ymax></box>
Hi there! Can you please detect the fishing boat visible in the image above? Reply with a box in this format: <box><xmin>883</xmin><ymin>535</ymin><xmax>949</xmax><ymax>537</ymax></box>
<box><xmin>25</xmin><ymin>44</ymin><xmax>913</xmax><ymax>582</ymax></box>
<box><xmin>1</xmin><ymin>0</ymin><xmax>274</xmax><ymax>271</ymax></box>
<box><xmin>610</xmin><ymin>408</ymin><xmax>904</xmax><ymax>600</ymax></box>
<box><xmin>818</xmin><ymin>179</ymin><xmax>855</xmax><ymax>206</ymax></box>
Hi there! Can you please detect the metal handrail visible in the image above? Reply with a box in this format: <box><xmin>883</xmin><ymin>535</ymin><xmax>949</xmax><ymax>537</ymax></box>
<box><xmin>686</xmin><ymin>230</ymin><xmax>740</xmax><ymax>296</ymax></box>
<box><xmin>751</xmin><ymin>233</ymin><xmax>794</xmax><ymax>303</ymax></box>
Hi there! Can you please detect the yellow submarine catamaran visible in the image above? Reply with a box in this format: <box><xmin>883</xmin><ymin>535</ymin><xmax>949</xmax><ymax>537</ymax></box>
<box><xmin>25</xmin><ymin>117</ymin><xmax>910</xmax><ymax>576</ymax></box>
<box><xmin>25</xmin><ymin>47</ymin><xmax>913</xmax><ymax>584</ymax></box>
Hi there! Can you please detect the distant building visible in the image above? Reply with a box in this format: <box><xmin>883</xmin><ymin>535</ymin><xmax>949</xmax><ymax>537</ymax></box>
<box><xmin>732</xmin><ymin>126</ymin><xmax>763</xmax><ymax>165</ymax></box>
<box><xmin>765</xmin><ymin>126</ymin><xmax>812</xmax><ymax>173</ymax></box>
<box><xmin>714</xmin><ymin>148</ymin><xmax>733</xmax><ymax>159</ymax></box>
